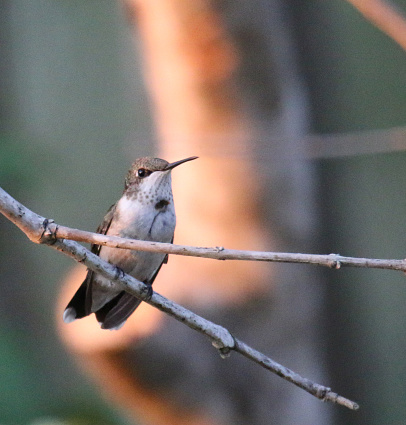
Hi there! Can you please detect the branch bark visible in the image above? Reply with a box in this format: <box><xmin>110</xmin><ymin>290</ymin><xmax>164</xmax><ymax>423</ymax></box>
<box><xmin>50</xmin><ymin>226</ymin><xmax>406</xmax><ymax>272</ymax></box>
<box><xmin>0</xmin><ymin>185</ymin><xmax>359</xmax><ymax>409</ymax></box>
<box><xmin>3</xmin><ymin>185</ymin><xmax>404</xmax><ymax>273</ymax></box>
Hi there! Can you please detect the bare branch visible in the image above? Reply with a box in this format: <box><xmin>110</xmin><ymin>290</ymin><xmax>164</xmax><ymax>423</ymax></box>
<box><xmin>0</xmin><ymin>186</ymin><xmax>359</xmax><ymax>409</ymax></box>
<box><xmin>40</xmin><ymin>221</ymin><xmax>406</xmax><ymax>274</ymax></box>
<box><xmin>234</xmin><ymin>339</ymin><xmax>358</xmax><ymax>410</ymax></box>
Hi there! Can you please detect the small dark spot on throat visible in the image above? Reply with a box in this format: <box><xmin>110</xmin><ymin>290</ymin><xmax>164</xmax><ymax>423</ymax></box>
<box><xmin>155</xmin><ymin>199</ymin><xmax>169</xmax><ymax>210</ymax></box>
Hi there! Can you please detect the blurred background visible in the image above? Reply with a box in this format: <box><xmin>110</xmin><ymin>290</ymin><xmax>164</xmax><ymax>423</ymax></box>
<box><xmin>1</xmin><ymin>0</ymin><xmax>406</xmax><ymax>424</ymax></box>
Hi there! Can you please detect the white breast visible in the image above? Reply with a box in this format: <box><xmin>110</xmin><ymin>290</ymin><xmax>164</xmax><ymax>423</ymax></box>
<box><xmin>112</xmin><ymin>195</ymin><xmax>176</xmax><ymax>242</ymax></box>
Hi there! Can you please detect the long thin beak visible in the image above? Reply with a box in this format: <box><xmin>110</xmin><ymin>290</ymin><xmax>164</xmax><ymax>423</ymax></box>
<box><xmin>164</xmin><ymin>156</ymin><xmax>198</xmax><ymax>171</ymax></box>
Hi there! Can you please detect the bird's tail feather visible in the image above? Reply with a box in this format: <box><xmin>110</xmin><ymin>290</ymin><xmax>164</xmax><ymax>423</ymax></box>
<box><xmin>63</xmin><ymin>272</ymin><xmax>142</xmax><ymax>330</ymax></box>
<box><xmin>96</xmin><ymin>292</ymin><xmax>142</xmax><ymax>330</ymax></box>
<box><xmin>63</xmin><ymin>278</ymin><xmax>92</xmax><ymax>323</ymax></box>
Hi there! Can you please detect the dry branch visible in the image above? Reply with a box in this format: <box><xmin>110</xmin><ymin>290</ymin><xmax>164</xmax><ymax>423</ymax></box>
<box><xmin>24</xmin><ymin>219</ymin><xmax>406</xmax><ymax>273</ymax></box>
<box><xmin>0</xmin><ymin>185</ymin><xmax>359</xmax><ymax>409</ymax></box>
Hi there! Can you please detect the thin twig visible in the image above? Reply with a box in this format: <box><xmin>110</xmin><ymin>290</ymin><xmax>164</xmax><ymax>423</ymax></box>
<box><xmin>29</xmin><ymin>222</ymin><xmax>406</xmax><ymax>273</ymax></box>
<box><xmin>0</xmin><ymin>186</ymin><xmax>359</xmax><ymax>409</ymax></box>
<box><xmin>233</xmin><ymin>339</ymin><xmax>357</xmax><ymax>410</ymax></box>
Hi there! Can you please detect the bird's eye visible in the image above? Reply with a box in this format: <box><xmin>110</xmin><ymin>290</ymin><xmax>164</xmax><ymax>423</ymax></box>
<box><xmin>137</xmin><ymin>168</ymin><xmax>151</xmax><ymax>178</ymax></box>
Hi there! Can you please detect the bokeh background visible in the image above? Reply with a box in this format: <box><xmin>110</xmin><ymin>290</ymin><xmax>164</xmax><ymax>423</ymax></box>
<box><xmin>1</xmin><ymin>0</ymin><xmax>406</xmax><ymax>424</ymax></box>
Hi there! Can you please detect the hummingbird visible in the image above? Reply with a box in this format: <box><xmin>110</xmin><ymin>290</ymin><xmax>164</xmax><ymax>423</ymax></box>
<box><xmin>63</xmin><ymin>156</ymin><xmax>198</xmax><ymax>330</ymax></box>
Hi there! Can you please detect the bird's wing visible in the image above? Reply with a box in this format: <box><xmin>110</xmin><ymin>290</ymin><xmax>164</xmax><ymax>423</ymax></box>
<box><xmin>96</xmin><ymin>292</ymin><xmax>142</xmax><ymax>330</ymax></box>
<box><xmin>147</xmin><ymin>234</ymin><xmax>172</xmax><ymax>283</ymax></box>
<box><xmin>96</xmin><ymin>234</ymin><xmax>174</xmax><ymax>329</ymax></box>
<box><xmin>160</xmin><ymin>235</ymin><xmax>173</xmax><ymax>266</ymax></box>
<box><xmin>64</xmin><ymin>205</ymin><xmax>174</xmax><ymax>330</ymax></box>
<box><xmin>63</xmin><ymin>203</ymin><xmax>117</xmax><ymax>320</ymax></box>
<box><xmin>85</xmin><ymin>202</ymin><xmax>118</xmax><ymax>313</ymax></box>
<box><xmin>91</xmin><ymin>202</ymin><xmax>117</xmax><ymax>254</ymax></box>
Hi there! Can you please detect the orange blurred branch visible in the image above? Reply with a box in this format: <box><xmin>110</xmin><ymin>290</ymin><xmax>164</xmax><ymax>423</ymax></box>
<box><xmin>345</xmin><ymin>0</ymin><xmax>406</xmax><ymax>50</ymax></box>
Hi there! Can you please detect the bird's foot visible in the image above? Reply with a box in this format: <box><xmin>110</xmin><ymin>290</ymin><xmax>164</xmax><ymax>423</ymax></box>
<box><xmin>114</xmin><ymin>266</ymin><xmax>126</xmax><ymax>280</ymax></box>
<box><xmin>141</xmin><ymin>283</ymin><xmax>153</xmax><ymax>301</ymax></box>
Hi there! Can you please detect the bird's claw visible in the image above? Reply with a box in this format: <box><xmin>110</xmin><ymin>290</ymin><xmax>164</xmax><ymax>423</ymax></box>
<box><xmin>114</xmin><ymin>266</ymin><xmax>126</xmax><ymax>280</ymax></box>
<box><xmin>142</xmin><ymin>283</ymin><xmax>153</xmax><ymax>301</ymax></box>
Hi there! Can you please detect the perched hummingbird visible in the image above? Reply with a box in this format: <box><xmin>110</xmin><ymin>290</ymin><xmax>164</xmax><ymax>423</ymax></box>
<box><xmin>63</xmin><ymin>156</ymin><xmax>198</xmax><ymax>330</ymax></box>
